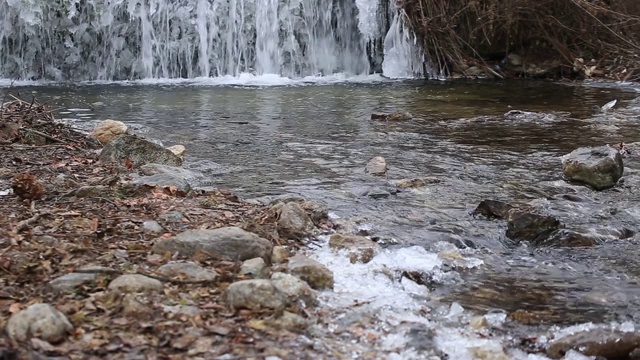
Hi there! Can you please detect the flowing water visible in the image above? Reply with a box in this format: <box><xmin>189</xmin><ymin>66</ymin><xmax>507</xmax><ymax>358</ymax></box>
<box><xmin>6</xmin><ymin>78</ymin><xmax>640</xmax><ymax>358</ymax></box>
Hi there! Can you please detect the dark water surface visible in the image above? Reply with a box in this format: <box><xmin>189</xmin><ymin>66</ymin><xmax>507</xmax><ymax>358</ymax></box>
<box><xmin>11</xmin><ymin>79</ymin><xmax>640</xmax><ymax>326</ymax></box>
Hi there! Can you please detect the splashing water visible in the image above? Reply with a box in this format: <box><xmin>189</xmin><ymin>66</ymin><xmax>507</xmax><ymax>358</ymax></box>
<box><xmin>0</xmin><ymin>0</ymin><xmax>426</xmax><ymax>81</ymax></box>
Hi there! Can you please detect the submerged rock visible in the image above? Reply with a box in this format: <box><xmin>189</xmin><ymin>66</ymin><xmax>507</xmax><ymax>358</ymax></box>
<box><xmin>91</xmin><ymin>119</ymin><xmax>127</xmax><ymax>145</ymax></box>
<box><xmin>6</xmin><ymin>303</ymin><xmax>73</xmax><ymax>343</ymax></box>
<box><xmin>328</xmin><ymin>233</ymin><xmax>378</xmax><ymax>263</ymax></box>
<box><xmin>152</xmin><ymin>227</ymin><xmax>273</xmax><ymax>263</ymax></box>
<box><xmin>546</xmin><ymin>329</ymin><xmax>640</xmax><ymax>359</ymax></box>
<box><xmin>390</xmin><ymin>177</ymin><xmax>440</xmax><ymax>189</ymax></box>
<box><xmin>472</xmin><ymin>200</ymin><xmax>514</xmax><ymax>220</ymax></box>
<box><xmin>371</xmin><ymin>111</ymin><xmax>413</xmax><ymax>121</ymax></box>
<box><xmin>366</xmin><ymin>156</ymin><xmax>387</xmax><ymax>176</ymax></box>
<box><xmin>276</xmin><ymin>202</ymin><xmax>314</xmax><ymax>240</ymax></box>
<box><xmin>506</xmin><ymin>211</ymin><xmax>560</xmax><ymax>242</ymax></box>
<box><xmin>562</xmin><ymin>146</ymin><xmax>624</xmax><ymax>190</ymax></box>
<box><xmin>287</xmin><ymin>255</ymin><xmax>334</xmax><ymax>290</ymax></box>
<box><xmin>99</xmin><ymin>134</ymin><xmax>183</xmax><ymax>167</ymax></box>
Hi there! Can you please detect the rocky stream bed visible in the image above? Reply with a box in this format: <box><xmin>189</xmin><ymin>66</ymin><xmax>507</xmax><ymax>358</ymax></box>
<box><xmin>1</xmin><ymin>89</ymin><xmax>640</xmax><ymax>360</ymax></box>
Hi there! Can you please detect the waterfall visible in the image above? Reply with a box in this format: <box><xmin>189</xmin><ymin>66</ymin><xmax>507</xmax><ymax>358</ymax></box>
<box><xmin>0</xmin><ymin>0</ymin><xmax>426</xmax><ymax>81</ymax></box>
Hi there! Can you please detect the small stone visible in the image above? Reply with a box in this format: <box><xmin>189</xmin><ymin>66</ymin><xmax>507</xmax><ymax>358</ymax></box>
<box><xmin>6</xmin><ymin>303</ymin><xmax>73</xmax><ymax>343</ymax></box>
<box><xmin>48</xmin><ymin>273</ymin><xmax>97</xmax><ymax>292</ymax></box>
<box><xmin>272</xmin><ymin>246</ymin><xmax>290</xmax><ymax>264</ymax></box>
<box><xmin>91</xmin><ymin>119</ymin><xmax>127</xmax><ymax>145</ymax></box>
<box><xmin>271</xmin><ymin>272</ymin><xmax>317</xmax><ymax>307</ymax></box>
<box><xmin>390</xmin><ymin>177</ymin><xmax>440</xmax><ymax>189</ymax></box>
<box><xmin>328</xmin><ymin>234</ymin><xmax>378</xmax><ymax>263</ymax></box>
<box><xmin>167</xmin><ymin>145</ymin><xmax>186</xmax><ymax>157</ymax></box>
<box><xmin>265</xmin><ymin>311</ymin><xmax>310</xmax><ymax>332</ymax></box>
<box><xmin>469</xmin><ymin>316</ymin><xmax>488</xmax><ymax>330</ymax></box>
<box><xmin>276</xmin><ymin>202</ymin><xmax>314</xmax><ymax>240</ymax></box>
<box><xmin>108</xmin><ymin>274</ymin><xmax>163</xmax><ymax>294</ymax></box>
<box><xmin>142</xmin><ymin>220</ymin><xmax>164</xmax><ymax>234</ymax></box>
<box><xmin>240</xmin><ymin>258</ymin><xmax>270</xmax><ymax>279</ymax></box>
<box><xmin>366</xmin><ymin>156</ymin><xmax>387</xmax><ymax>176</ymax></box>
<box><xmin>225</xmin><ymin>279</ymin><xmax>288</xmax><ymax>311</ymax></box>
<box><xmin>163</xmin><ymin>304</ymin><xmax>201</xmax><ymax>317</ymax></box>
<box><xmin>151</xmin><ymin>227</ymin><xmax>273</xmax><ymax>263</ymax></box>
<box><xmin>121</xmin><ymin>294</ymin><xmax>153</xmax><ymax>320</ymax></box>
<box><xmin>157</xmin><ymin>262</ymin><xmax>218</xmax><ymax>282</ymax></box>
<box><xmin>287</xmin><ymin>255</ymin><xmax>334</xmax><ymax>290</ymax></box>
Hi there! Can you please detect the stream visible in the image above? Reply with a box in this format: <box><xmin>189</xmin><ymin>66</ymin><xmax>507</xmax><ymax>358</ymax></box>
<box><xmin>6</xmin><ymin>77</ymin><xmax>640</xmax><ymax>358</ymax></box>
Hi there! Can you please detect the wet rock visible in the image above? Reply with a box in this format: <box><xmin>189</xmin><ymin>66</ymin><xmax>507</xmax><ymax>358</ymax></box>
<box><xmin>299</xmin><ymin>200</ymin><xmax>329</xmax><ymax>225</ymax></box>
<box><xmin>562</xmin><ymin>146</ymin><xmax>624</xmax><ymax>190</ymax></box>
<box><xmin>506</xmin><ymin>211</ymin><xmax>560</xmax><ymax>242</ymax></box>
<box><xmin>546</xmin><ymin>329</ymin><xmax>640</xmax><ymax>359</ymax></box>
<box><xmin>469</xmin><ymin>316</ymin><xmax>488</xmax><ymax>330</ymax></box>
<box><xmin>540</xmin><ymin>229</ymin><xmax>603</xmax><ymax>247</ymax></box>
<box><xmin>48</xmin><ymin>273</ymin><xmax>97</xmax><ymax>292</ymax></box>
<box><xmin>167</xmin><ymin>144</ymin><xmax>186</xmax><ymax>157</ymax></box>
<box><xmin>121</xmin><ymin>294</ymin><xmax>153</xmax><ymax>320</ymax></box>
<box><xmin>271</xmin><ymin>246</ymin><xmax>290</xmax><ymax>264</ymax></box>
<box><xmin>142</xmin><ymin>220</ymin><xmax>164</xmax><ymax>234</ymax></box>
<box><xmin>6</xmin><ymin>303</ymin><xmax>73</xmax><ymax>343</ymax></box>
<box><xmin>371</xmin><ymin>111</ymin><xmax>413</xmax><ymax>121</ymax></box>
<box><xmin>157</xmin><ymin>262</ymin><xmax>218</xmax><ymax>282</ymax></box>
<box><xmin>328</xmin><ymin>234</ymin><xmax>378</xmax><ymax>263</ymax></box>
<box><xmin>108</xmin><ymin>274</ymin><xmax>163</xmax><ymax>294</ymax></box>
<box><xmin>91</xmin><ymin>119</ymin><xmax>127</xmax><ymax>145</ymax></box>
<box><xmin>276</xmin><ymin>202</ymin><xmax>314</xmax><ymax>240</ymax></box>
<box><xmin>271</xmin><ymin>272</ymin><xmax>317</xmax><ymax>307</ymax></box>
<box><xmin>287</xmin><ymin>255</ymin><xmax>334</xmax><ymax>290</ymax></box>
<box><xmin>99</xmin><ymin>134</ymin><xmax>183</xmax><ymax>167</ymax></box>
<box><xmin>133</xmin><ymin>173</ymin><xmax>191</xmax><ymax>195</ymax></box>
<box><xmin>225</xmin><ymin>279</ymin><xmax>288</xmax><ymax>311</ymax></box>
<box><xmin>265</xmin><ymin>311</ymin><xmax>310</xmax><ymax>332</ymax></box>
<box><xmin>472</xmin><ymin>200</ymin><xmax>513</xmax><ymax>220</ymax></box>
<box><xmin>366</xmin><ymin>156</ymin><xmax>387</xmax><ymax>175</ymax></box>
<box><xmin>152</xmin><ymin>227</ymin><xmax>273</xmax><ymax>262</ymax></box>
<box><xmin>390</xmin><ymin>177</ymin><xmax>440</xmax><ymax>189</ymax></box>
<box><xmin>367</xmin><ymin>188</ymin><xmax>392</xmax><ymax>199</ymax></box>
<box><xmin>240</xmin><ymin>258</ymin><xmax>270</xmax><ymax>279</ymax></box>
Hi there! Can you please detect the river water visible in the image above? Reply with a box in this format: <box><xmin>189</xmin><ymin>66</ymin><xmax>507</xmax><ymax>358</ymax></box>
<box><xmin>7</xmin><ymin>78</ymin><xmax>640</xmax><ymax>358</ymax></box>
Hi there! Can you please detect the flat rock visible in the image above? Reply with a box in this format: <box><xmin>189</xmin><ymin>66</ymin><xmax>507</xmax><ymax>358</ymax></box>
<box><xmin>108</xmin><ymin>274</ymin><xmax>163</xmax><ymax>293</ymax></box>
<box><xmin>271</xmin><ymin>272</ymin><xmax>317</xmax><ymax>307</ymax></box>
<box><xmin>276</xmin><ymin>202</ymin><xmax>314</xmax><ymax>240</ymax></box>
<box><xmin>539</xmin><ymin>229</ymin><xmax>604</xmax><ymax>247</ymax></box>
<box><xmin>157</xmin><ymin>262</ymin><xmax>218</xmax><ymax>282</ymax></box>
<box><xmin>287</xmin><ymin>255</ymin><xmax>334</xmax><ymax>290</ymax></box>
<box><xmin>99</xmin><ymin>134</ymin><xmax>183</xmax><ymax>167</ymax></box>
<box><xmin>152</xmin><ymin>227</ymin><xmax>273</xmax><ymax>263</ymax></box>
<box><xmin>546</xmin><ymin>329</ymin><xmax>640</xmax><ymax>359</ymax></box>
<box><xmin>6</xmin><ymin>303</ymin><xmax>73</xmax><ymax>343</ymax></box>
<box><xmin>328</xmin><ymin>234</ymin><xmax>379</xmax><ymax>263</ymax></box>
<box><xmin>91</xmin><ymin>119</ymin><xmax>127</xmax><ymax>145</ymax></box>
<box><xmin>226</xmin><ymin>279</ymin><xmax>288</xmax><ymax>311</ymax></box>
<box><xmin>139</xmin><ymin>163</ymin><xmax>198</xmax><ymax>179</ymax></box>
<box><xmin>371</xmin><ymin>111</ymin><xmax>413</xmax><ymax>121</ymax></box>
<box><xmin>472</xmin><ymin>200</ymin><xmax>514</xmax><ymax>220</ymax></box>
<box><xmin>240</xmin><ymin>258</ymin><xmax>270</xmax><ymax>279</ymax></box>
<box><xmin>48</xmin><ymin>273</ymin><xmax>97</xmax><ymax>292</ymax></box>
<box><xmin>167</xmin><ymin>144</ymin><xmax>186</xmax><ymax>157</ymax></box>
<box><xmin>133</xmin><ymin>173</ymin><xmax>191</xmax><ymax>195</ymax></box>
<box><xmin>366</xmin><ymin>156</ymin><xmax>387</xmax><ymax>175</ymax></box>
<box><xmin>562</xmin><ymin>146</ymin><xmax>624</xmax><ymax>190</ymax></box>
<box><xmin>506</xmin><ymin>211</ymin><xmax>560</xmax><ymax>242</ymax></box>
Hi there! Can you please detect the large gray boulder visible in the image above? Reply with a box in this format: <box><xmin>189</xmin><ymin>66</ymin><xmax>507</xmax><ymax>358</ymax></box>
<box><xmin>152</xmin><ymin>227</ymin><xmax>273</xmax><ymax>262</ymax></box>
<box><xmin>99</xmin><ymin>134</ymin><xmax>183</xmax><ymax>167</ymax></box>
<box><xmin>562</xmin><ymin>146</ymin><xmax>623</xmax><ymax>190</ymax></box>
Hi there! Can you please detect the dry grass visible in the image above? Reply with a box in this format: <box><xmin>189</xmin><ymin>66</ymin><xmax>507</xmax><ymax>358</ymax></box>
<box><xmin>399</xmin><ymin>0</ymin><xmax>640</xmax><ymax>79</ymax></box>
